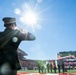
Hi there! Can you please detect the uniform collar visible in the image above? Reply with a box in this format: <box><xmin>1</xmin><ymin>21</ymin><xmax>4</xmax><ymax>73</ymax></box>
<box><xmin>4</xmin><ymin>28</ymin><xmax>14</xmax><ymax>32</ymax></box>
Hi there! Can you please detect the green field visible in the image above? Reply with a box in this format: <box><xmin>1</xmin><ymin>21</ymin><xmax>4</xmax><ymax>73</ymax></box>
<box><xmin>17</xmin><ymin>69</ymin><xmax>76</xmax><ymax>73</ymax></box>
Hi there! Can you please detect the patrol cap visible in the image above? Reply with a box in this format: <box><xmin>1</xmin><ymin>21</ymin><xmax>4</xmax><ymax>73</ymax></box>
<box><xmin>2</xmin><ymin>17</ymin><xmax>16</xmax><ymax>27</ymax></box>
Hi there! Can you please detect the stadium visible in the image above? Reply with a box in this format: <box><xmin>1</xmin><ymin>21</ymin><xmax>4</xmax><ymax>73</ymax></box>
<box><xmin>18</xmin><ymin>48</ymin><xmax>53</xmax><ymax>70</ymax></box>
<box><xmin>17</xmin><ymin>49</ymin><xmax>76</xmax><ymax>75</ymax></box>
<box><xmin>57</xmin><ymin>51</ymin><xmax>76</xmax><ymax>69</ymax></box>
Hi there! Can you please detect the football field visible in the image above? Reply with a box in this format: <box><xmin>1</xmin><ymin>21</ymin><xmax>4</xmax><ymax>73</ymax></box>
<box><xmin>17</xmin><ymin>73</ymin><xmax>59</xmax><ymax>75</ymax></box>
<box><xmin>17</xmin><ymin>70</ymin><xmax>76</xmax><ymax>75</ymax></box>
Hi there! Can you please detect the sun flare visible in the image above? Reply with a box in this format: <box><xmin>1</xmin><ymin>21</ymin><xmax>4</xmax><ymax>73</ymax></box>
<box><xmin>25</xmin><ymin>12</ymin><xmax>37</xmax><ymax>25</ymax></box>
<box><xmin>21</xmin><ymin>11</ymin><xmax>37</xmax><ymax>27</ymax></box>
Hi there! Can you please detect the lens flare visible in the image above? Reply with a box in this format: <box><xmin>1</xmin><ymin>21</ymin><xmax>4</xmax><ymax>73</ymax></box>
<box><xmin>25</xmin><ymin>12</ymin><xmax>37</xmax><ymax>25</ymax></box>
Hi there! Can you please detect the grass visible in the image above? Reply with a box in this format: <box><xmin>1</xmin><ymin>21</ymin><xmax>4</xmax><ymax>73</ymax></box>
<box><xmin>17</xmin><ymin>69</ymin><xmax>76</xmax><ymax>73</ymax></box>
<box><xmin>67</xmin><ymin>70</ymin><xmax>76</xmax><ymax>73</ymax></box>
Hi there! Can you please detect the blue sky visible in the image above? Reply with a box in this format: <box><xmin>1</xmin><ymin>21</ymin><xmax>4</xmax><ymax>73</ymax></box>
<box><xmin>0</xmin><ymin>0</ymin><xmax>76</xmax><ymax>60</ymax></box>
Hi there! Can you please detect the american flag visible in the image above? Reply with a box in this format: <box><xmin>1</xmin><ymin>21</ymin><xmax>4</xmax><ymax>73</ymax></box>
<box><xmin>57</xmin><ymin>54</ymin><xmax>61</xmax><ymax>59</ymax></box>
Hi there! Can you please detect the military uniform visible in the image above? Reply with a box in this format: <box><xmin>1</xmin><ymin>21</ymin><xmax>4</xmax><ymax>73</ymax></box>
<box><xmin>44</xmin><ymin>64</ymin><xmax>47</xmax><ymax>73</ymax></box>
<box><xmin>0</xmin><ymin>17</ymin><xmax>36</xmax><ymax>75</ymax></box>
<box><xmin>58</xmin><ymin>64</ymin><xmax>60</xmax><ymax>73</ymax></box>
<box><xmin>37</xmin><ymin>62</ymin><xmax>41</xmax><ymax>73</ymax></box>
<box><xmin>62</xmin><ymin>62</ymin><xmax>64</xmax><ymax>73</ymax></box>
<box><xmin>54</xmin><ymin>64</ymin><xmax>56</xmax><ymax>73</ymax></box>
<box><xmin>50</xmin><ymin>63</ymin><xmax>52</xmax><ymax>73</ymax></box>
<box><xmin>47</xmin><ymin>63</ymin><xmax>50</xmax><ymax>73</ymax></box>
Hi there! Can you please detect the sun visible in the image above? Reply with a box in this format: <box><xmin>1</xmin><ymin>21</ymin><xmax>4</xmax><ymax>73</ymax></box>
<box><xmin>19</xmin><ymin>10</ymin><xmax>39</xmax><ymax>31</ymax></box>
<box><xmin>25</xmin><ymin>12</ymin><xmax>37</xmax><ymax>25</ymax></box>
<box><xmin>24</xmin><ymin>11</ymin><xmax>37</xmax><ymax>26</ymax></box>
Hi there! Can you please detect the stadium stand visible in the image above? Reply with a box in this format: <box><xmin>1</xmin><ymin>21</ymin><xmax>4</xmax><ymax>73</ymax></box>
<box><xmin>57</xmin><ymin>51</ymin><xmax>76</xmax><ymax>69</ymax></box>
<box><xmin>58</xmin><ymin>51</ymin><xmax>76</xmax><ymax>57</ymax></box>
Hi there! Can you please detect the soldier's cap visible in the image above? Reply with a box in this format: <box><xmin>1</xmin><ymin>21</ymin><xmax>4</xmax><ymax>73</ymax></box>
<box><xmin>2</xmin><ymin>17</ymin><xmax>16</xmax><ymax>26</ymax></box>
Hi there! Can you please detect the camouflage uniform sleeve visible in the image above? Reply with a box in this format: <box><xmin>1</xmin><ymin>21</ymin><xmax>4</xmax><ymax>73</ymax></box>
<box><xmin>18</xmin><ymin>32</ymin><xmax>36</xmax><ymax>41</ymax></box>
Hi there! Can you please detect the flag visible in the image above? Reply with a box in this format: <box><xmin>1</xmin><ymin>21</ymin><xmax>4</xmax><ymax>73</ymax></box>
<box><xmin>57</xmin><ymin>54</ymin><xmax>61</xmax><ymax>59</ymax></box>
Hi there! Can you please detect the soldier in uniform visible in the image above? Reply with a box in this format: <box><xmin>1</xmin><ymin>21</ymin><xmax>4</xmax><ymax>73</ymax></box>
<box><xmin>41</xmin><ymin>65</ymin><xmax>44</xmax><ymax>73</ymax></box>
<box><xmin>62</xmin><ymin>62</ymin><xmax>64</xmax><ymax>73</ymax></box>
<box><xmin>0</xmin><ymin>17</ymin><xmax>36</xmax><ymax>75</ymax></box>
<box><xmin>50</xmin><ymin>62</ymin><xmax>52</xmax><ymax>73</ymax></box>
<box><xmin>58</xmin><ymin>64</ymin><xmax>60</xmax><ymax>73</ymax></box>
<box><xmin>37</xmin><ymin>62</ymin><xmax>41</xmax><ymax>73</ymax></box>
<box><xmin>47</xmin><ymin>62</ymin><xmax>50</xmax><ymax>73</ymax></box>
<box><xmin>44</xmin><ymin>64</ymin><xmax>47</xmax><ymax>73</ymax></box>
<box><xmin>57</xmin><ymin>61</ymin><xmax>60</xmax><ymax>73</ymax></box>
<box><xmin>54</xmin><ymin>63</ymin><xmax>56</xmax><ymax>73</ymax></box>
